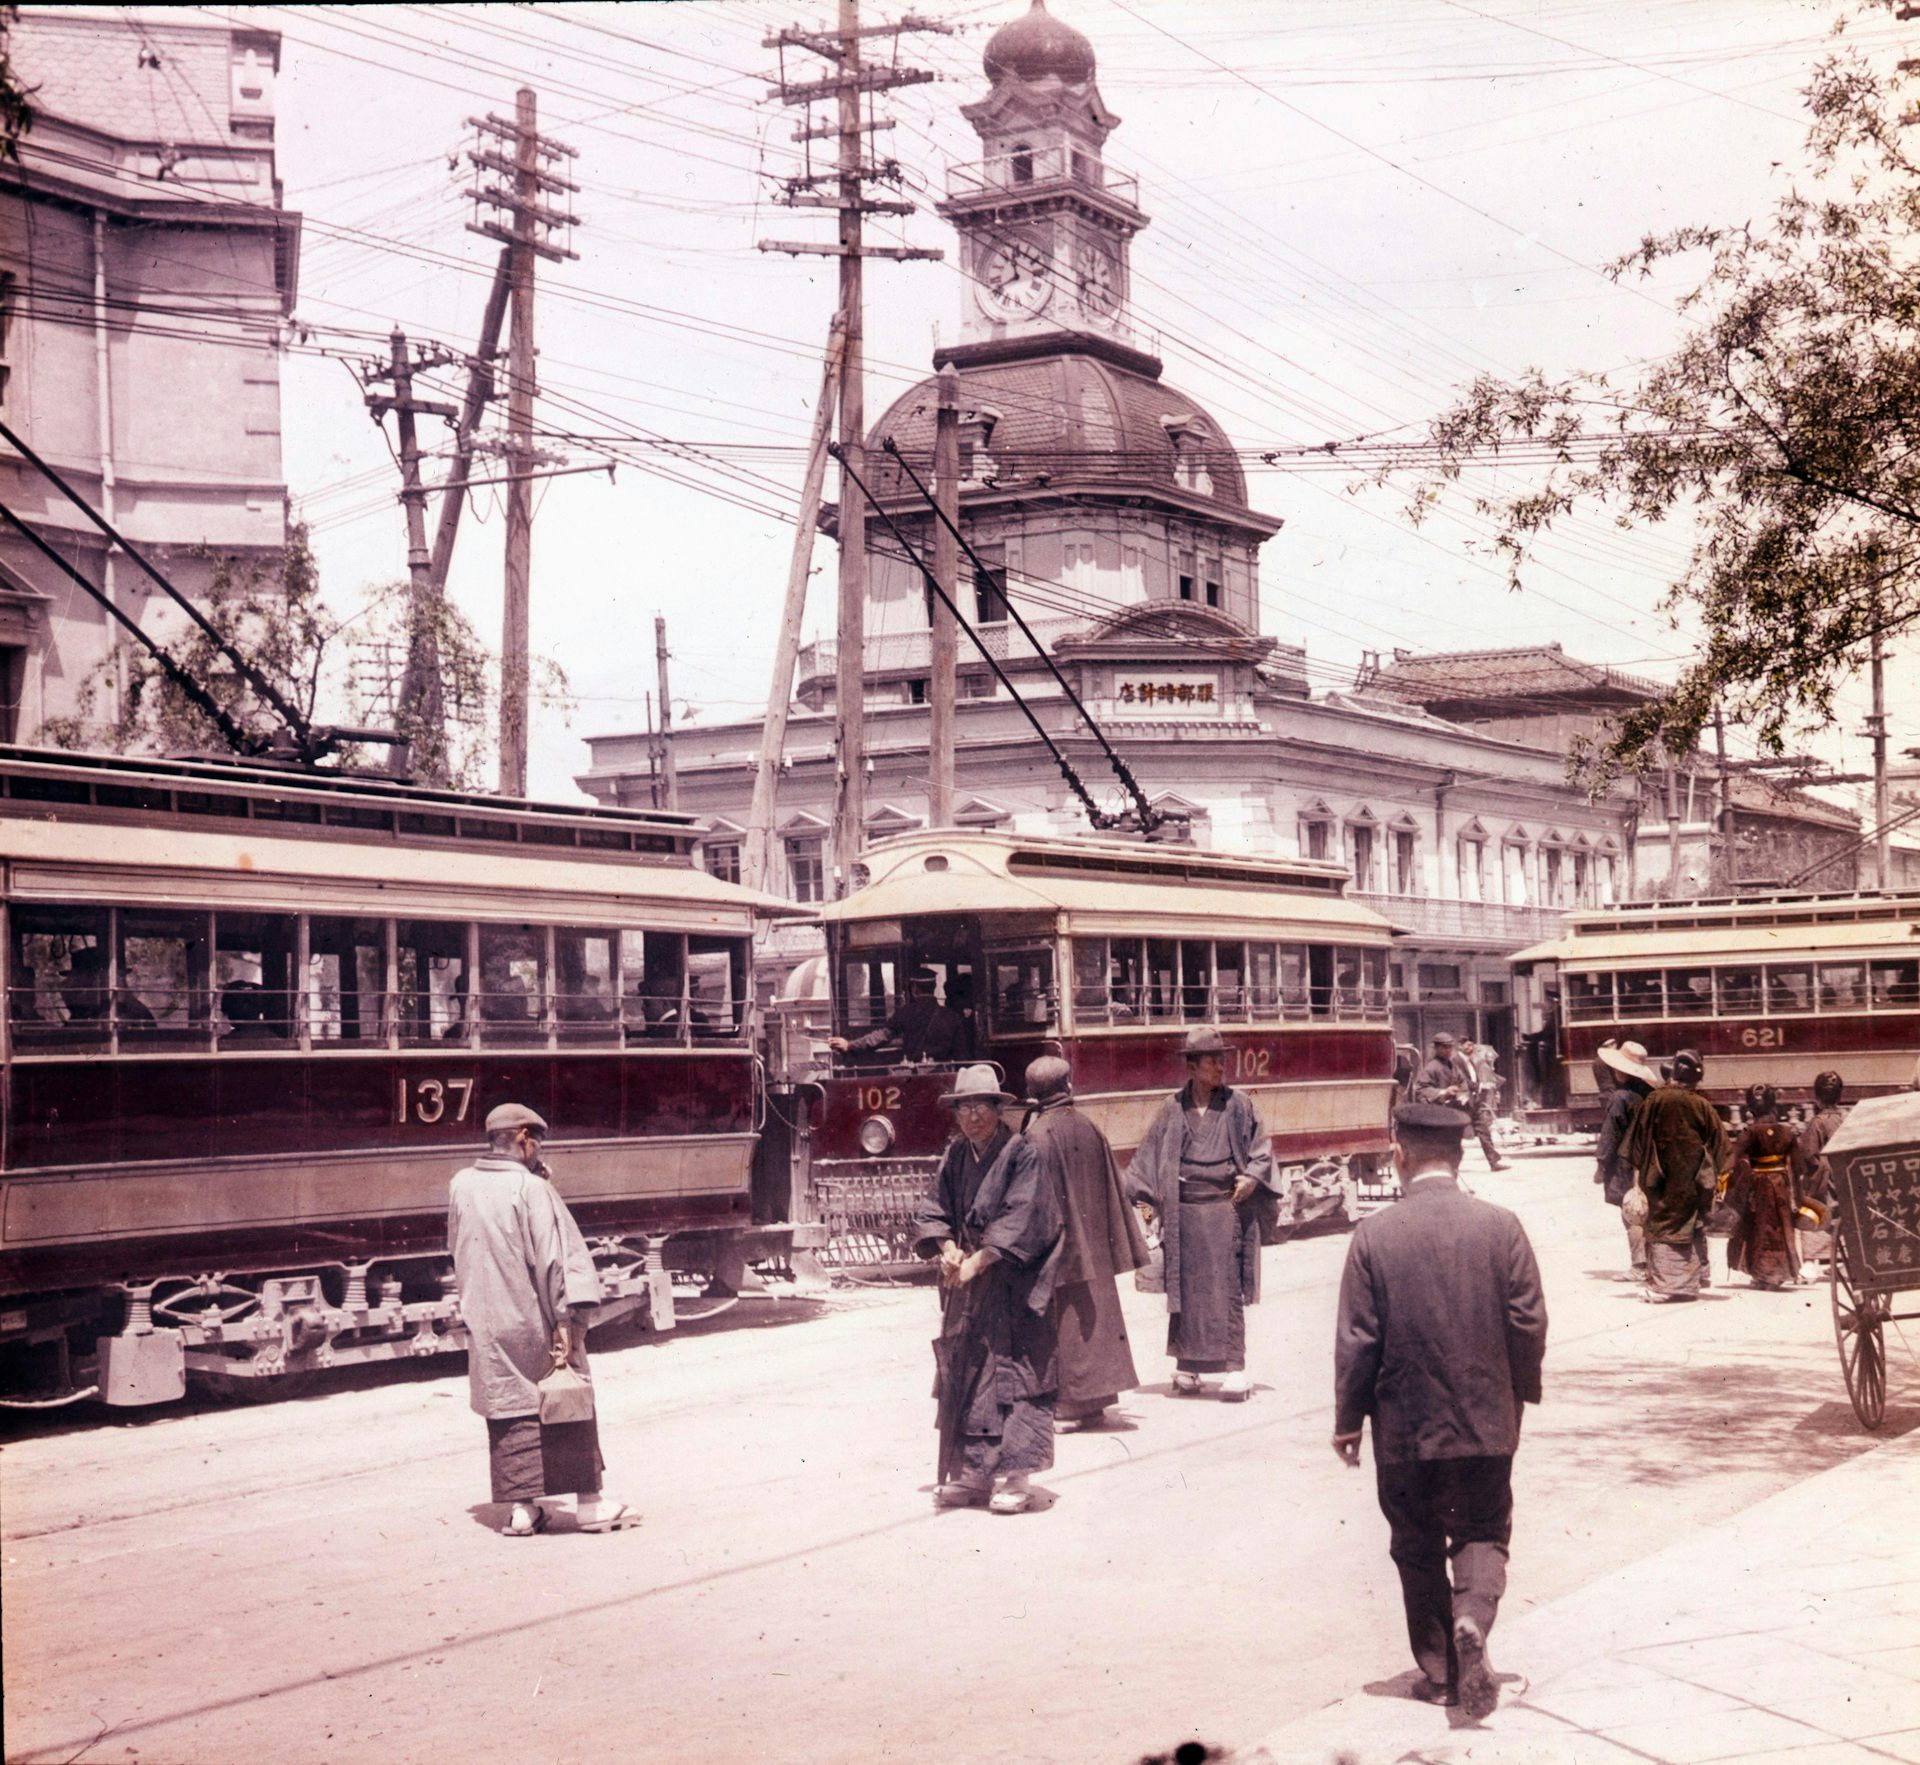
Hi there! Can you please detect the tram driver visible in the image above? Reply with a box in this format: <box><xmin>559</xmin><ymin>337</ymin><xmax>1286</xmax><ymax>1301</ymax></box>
<box><xmin>830</xmin><ymin>965</ymin><xmax>964</xmax><ymax>1065</ymax></box>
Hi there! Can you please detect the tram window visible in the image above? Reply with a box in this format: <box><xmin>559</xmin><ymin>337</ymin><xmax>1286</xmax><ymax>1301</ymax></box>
<box><xmin>987</xmin><ymin>947</ymin><xmax>1055</xmax><ymax>1035</ymax></box>
<box><xmin>1616</xmin><ymin>971</ymin><xmax>1663</xmax><ymax>1020</ymax></box>
<box><xmin>117</xmin><ymin>909</ymin><xmax>210</xmax><ymax>1041</ymax></box>
<box><xmin>1565</xmin><ymin>971</ymin><xmax>1613</xmax><ymax>1023</ymax></box>
<box><xmin>397</xmin><ymin>920</ymin><xmax>470</xmax><ymax>1045</ymax></box>
<box><xmin>1664</xmin><ymin>968</ymin><xmax>1714</xmax><ymax>1018</ymax></box>
<box><xmin>307</xmin><ymin>917</ymin><xmax>385</xmax><ymax>1044</ymax></box>
<box><xmin>1363</xmin><ymin>949</ymin><xmax>1390</xmax><ymax>1016</ymax></box>
<box><xmin>1214</xmin><ymin>942</ymin><xmax>1247</xmax><ymax>1020</ymax></box>
<box><xmin>1816</xmin><ymin>963</ymin><xmax>1866</xmax><ymax>1011</ymax></box>
<box><xmin>1869</xmin><ymin>959</ymin><xmax>1919</xmax><ymax>1008</ymax></box>
<box><xmin>477</xmin><ymin>925</ymin><xmax>544</xmax><ymax>1046</ymax></box>
<box><xmin>1333</xmin><ymin>948</ymin><xmax>1365</xmax><ymax>1018</ymax></box>
<box><xmin>1278</xmin><ymin>943</ymin><xmax>1310</xmax><ymax>1019</ymax></box>
<box><xmin>1179</xmin><ymin>940</ymin><xmax>1213</xmax><ymax>1020</ymax></box>
<box><xmin>1105</xmin><ymin>938</ymin><xmax>1145</xmax><ymax>1022</ymax></box>
<box><xmin>623</xmin><ymin>930</ymin><xmax>688</xmax><ymax>1041</ymax></box>
<box><xmin>556</xmin><ymin>929</ymin><xmax>620</xmax><ymax>1044</ymax></box>
<box><xmin>1073</xmin><ymin>938</ymin><xmax>1111</xmax><ymax>1025</ymax></box>
<box><xmin>1143</xmin><ymin>938</ymin><xmax>1180</xmax><ymax>1023</ymax></box>
<box><xmin>839</xmin><ymin>954</ymin><xmax>897</xmax><ymax>1036</ymax></box>
<box><xmin>214</xmin><ymin>912</ymin><xmax>297</xmax><ymax>1043</ymax></box>
<box><xmin>1247</xmin><ymin>944</ymin><xmax>1280</xmax><ymax>1020</ymax></box>
<box><xmin>1766</xmin><ymin>964</ymin><xmax>1815</xmax><ymax>1014</ymax></box>
<box><xmin>1307</xmin><ymin>945</ymin><xmax>1335</xmax><ymax>1019</ymax></box>
<box><xmin>688</xmin><ymin>936</ymin><xmax>749</xmax><ymax>1039</ymax></box>
<box><xmin>8</xmin><ymin>904</ymin><xmax>112</xmax><ymax>1046</ymax></box>
<box><xmin>1717</xmin><ymin>966</ymin><xmax>1763</xmax><ymax>1014</ymax></box>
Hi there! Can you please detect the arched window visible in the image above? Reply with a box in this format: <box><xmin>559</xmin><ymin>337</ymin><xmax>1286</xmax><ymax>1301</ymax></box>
<box><xmin>1010</xmin><ymin>143</ymin><xmax>1034</xmax><ymax>184</ymax></box>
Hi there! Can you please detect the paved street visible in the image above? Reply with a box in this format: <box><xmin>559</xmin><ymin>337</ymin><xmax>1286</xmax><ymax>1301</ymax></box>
<box><xmin>4</xmin><ymin>1146</ymin><xmax>1916</xmax><ymax>1765</ymax></box>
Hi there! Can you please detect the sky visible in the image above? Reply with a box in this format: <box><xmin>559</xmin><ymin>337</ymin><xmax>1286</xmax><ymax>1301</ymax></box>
<box><xmin>204</xmin><ymin>0</ymin><xmax>1920</xmax><ymax>811</ymax></box>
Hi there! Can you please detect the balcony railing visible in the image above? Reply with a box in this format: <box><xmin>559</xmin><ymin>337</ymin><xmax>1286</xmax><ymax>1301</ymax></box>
<box><xmin>945</xmin><ymin>148</ymin><xmax>1139</xmax><ymax>209</ymax></box>
<box><xmin>1352</xmin><ymin>893</ymin><xmax>1570</xmax><ymax>948</ymax></box>
<box><xmin>798</xmin><ymin>615</ymin><xmax>1087</xmax><ymax>685</ymax></box>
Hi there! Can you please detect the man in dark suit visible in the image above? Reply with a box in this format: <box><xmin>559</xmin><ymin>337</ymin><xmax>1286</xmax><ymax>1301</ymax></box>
<box><xmin>1332</xmin><ymin>1103</ymin><xmax>1548</xmax><ymax>1720</ymax></box>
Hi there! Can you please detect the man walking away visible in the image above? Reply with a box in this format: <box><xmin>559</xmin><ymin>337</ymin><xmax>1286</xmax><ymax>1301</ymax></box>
<box><xmin>912</xmin><ymin>1064</ymin><xmax>1064</xmax><ymax>1515</ymax></box>
<box><xmin>448</xmin><ymin>1104</ymin><xmax>632</xmax><ymax>1536</ymax></box>
<box><xmin>1621</xmin><ymin>1048</ymin><xmax>1728</xmax><ymax>1302</ymax></box>
<box><xmin>1594</xmin><ymin>1041</ymin><xmax>1660</xmax><ymax>1279</ymax></box>
<box><xmin>1023</xmin><ymin>1055</ymin><xmax>1149</xmax><ymax>1430</ymax></box>
<box><xmin>1333</xmin><ymin>1104</ymin><xmax>1547</xmax><ymax>1721</ymax></box>
<box><xmin>1460</xmin><ymin>1039</ymin><xmax>1511</xmax><ymax>1172</ymax></box>
<box><xmin>1127</xmin><ymin>1027</ymin><xmax>1277</xmax><ymax>1402</ymax></box>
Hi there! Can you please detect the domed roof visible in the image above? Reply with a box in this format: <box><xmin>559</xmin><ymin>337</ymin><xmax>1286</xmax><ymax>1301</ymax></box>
<box><xmin>983</xmin><ymin>1</ymin><xmax>1096</xmax><ymax>86</ymax></box>
<box><xmin>867</xmin><ymin>347</ymin><xmax>1256</xmax><ymax>516</ymax></box>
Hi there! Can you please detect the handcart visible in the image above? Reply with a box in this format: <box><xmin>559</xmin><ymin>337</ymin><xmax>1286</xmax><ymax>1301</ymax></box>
<box><xmin>1822</xmin><ymin>1093</ymin><xmax>1920</xmax><ymax>1430</ymax></box>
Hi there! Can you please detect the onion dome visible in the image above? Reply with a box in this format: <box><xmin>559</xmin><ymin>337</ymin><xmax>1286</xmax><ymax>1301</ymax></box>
<box><xmin>982</xmin><ymin>1</ymin><xmax>1096</xmax><ymax>86</ymax></box>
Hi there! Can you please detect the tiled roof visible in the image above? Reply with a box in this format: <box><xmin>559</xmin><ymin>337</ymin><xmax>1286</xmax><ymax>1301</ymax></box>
<box><xmin>1727</xmin><ymin>776</ymin><xmax>1858</xmax><ymax>830</ymax></box>
<box><xmin>1367</xmin><ymin>643</ymin><xmax>1661</xmax><ymax>709</ymax></box>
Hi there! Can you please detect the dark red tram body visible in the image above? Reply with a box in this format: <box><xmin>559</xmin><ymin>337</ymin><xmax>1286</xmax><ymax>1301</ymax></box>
<box><xmin>787</xmin><ymin>831</ymin><xmax>1399</xmax><ymax>1254</ymax></box>
<box><xmin>0</xmin><ymin>749</ymin><xmax>816</xmax><ymax>1406</ymax></box>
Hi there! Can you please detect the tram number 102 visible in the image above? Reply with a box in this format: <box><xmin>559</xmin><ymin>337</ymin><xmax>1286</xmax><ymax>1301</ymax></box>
<box><xmin>397</xmin><ymin>1075</ymin><xmax>477</xmax><ymax>1125</ymax></box>
<box><xmin>1232</xmin><ymin>1047</ymin><xmax>1272</xmax><ymax>1080</ymax></box>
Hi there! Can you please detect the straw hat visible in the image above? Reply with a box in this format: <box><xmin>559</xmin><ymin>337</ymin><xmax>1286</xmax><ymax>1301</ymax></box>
<box><xmin>1598</xmin><ymin>1040</ymin><xmax>1661</xmax><ymax>1088</ymax></box>
<box><xmin>940</xmin><ymin>1063</ymin><xmax>1018</xmax><ymax>1107</ymax></box>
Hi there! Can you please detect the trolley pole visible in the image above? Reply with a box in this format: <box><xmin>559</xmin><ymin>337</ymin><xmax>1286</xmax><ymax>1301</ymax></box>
<box><xmin>928</xmin><ymin>367</ymin><xmax>960</xmax><ymax>826</ymax></box>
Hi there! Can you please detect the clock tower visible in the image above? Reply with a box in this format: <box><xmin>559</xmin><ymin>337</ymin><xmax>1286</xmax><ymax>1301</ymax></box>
<box><xmin>937</xmin><ymin>0</ymin><xmax>1147</xmax><ymax>348</ymax></box>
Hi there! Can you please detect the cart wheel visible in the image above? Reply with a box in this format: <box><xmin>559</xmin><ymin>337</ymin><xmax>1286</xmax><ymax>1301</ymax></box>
<box><xmin>1831</xmin><ymin>1246</ymin><xmax>1887</xmax><ymax>1431</ymax></box>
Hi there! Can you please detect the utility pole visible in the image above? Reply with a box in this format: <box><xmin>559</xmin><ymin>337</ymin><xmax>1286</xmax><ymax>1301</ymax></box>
<box><xmin>465</xmin><ymin>90</ymin><xmax>579</xmax><ymax>798</ymax></box>
<box><xmin>1712</xmin><ymin>706</ymin><xmax>1735</xmax><ymax>892</ymax></box>
<box><xmin>363</xmin><ymin>331</ymin><xmax>458</xmax><ymax>778</ymax></box>
<box><xmin>654</xmin><ymin>613</ymin><xmax>678</xmax><ymax>812</ymax></box>
<box><xmin>761</xmin><ymin>4</ymin><xmax>945</xmax><ymax>895</ymax></box>
<box><xmin>928</xmin><ymin>366</ymin><xmax>960</xmax><ymax>825</ymax></box>
<box><xmin>1869</xmin><ymin>617</ymin><xmax>1891</xmax><ymax>890</ymax></box>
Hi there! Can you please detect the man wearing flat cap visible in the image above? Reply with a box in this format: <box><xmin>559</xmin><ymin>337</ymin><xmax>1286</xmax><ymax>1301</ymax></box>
<box><xmin>1126</xmin><ymin>1026</ymin><xmax>1277</xmax><ymax>1401</ymax></box>
<box><xmin>830</xmin><ymin>966</ymin><xmax>964</xmax><ymax>1065</ymax></box>
<box><xmin>1334</xmin><ymin>1103</ymin><xmax>1547</xmax><ymax>1720</ymax></box>
<box><xmin>1023</xmin><ymin>1055</ymin><xmax>1149</xmax><ymax>1430</ymax></box>
<box><xmin>448</xmin><ymin>1102</ymin><xmax>631</xmax><ymax>1536</ymax></box>
<box><xmin>911</xmin><ymin>1064</ymin><xmax>1064</xmax><ymax>1514</ymax></box>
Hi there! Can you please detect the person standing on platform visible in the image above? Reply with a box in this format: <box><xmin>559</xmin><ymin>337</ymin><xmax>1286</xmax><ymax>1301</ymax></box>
<box><xmin>1593</xmin><ymin>1041</ymin><xmax>1660</xmax><ymax>1280</ymax></box>
<box><xmin>448</xmin><ymin>1104</ymin><xmax>631</xmax><ymax>1537</ymax></box>
<box><xmin>1127</xmin><ymin>1027</ymin><xmax>1277</xmax><ymax>1402</ymax></box>
<box><xmin>830</xmin><ymin>966</ymin><xmax>963</xmax><ymax>1064</ymax></box>
<box><xmin>1333</xmin><ymin>1103</ymin><xmax>1548</xmax><ymax>1720</ymax></box>
<box><xmin>1022</xmin><ymin>1055</ymin><xmax>1149</xmax><ymax>1431</ymax></box>
<box><xmin>1621</xmin><ymin>1048</ymin><xmax>1728</xmax><ymax>1303</ymax></box>
<box><xmin>912</xmin><ymin>1064</ymin><xmax>1064</xmax><ymax>1515</ymax></box>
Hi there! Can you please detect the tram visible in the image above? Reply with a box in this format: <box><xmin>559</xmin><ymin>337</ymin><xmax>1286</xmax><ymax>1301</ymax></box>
<box><xmin>784</xmin><ymin>829</ymin><xmax>1399</xmax><ymax>1256</ymax></box>
<box><xmin>0</xmin><ymin>747</ymin><xmax>819</xmax><ymax>1407</ymax></box>
<box><xmin>1510</xmin><ymin>890</ymin><xmax>1920</xmax><ymax>1130</ymax></box>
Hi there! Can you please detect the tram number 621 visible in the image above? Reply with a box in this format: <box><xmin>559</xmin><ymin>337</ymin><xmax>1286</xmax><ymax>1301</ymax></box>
<box><xmin>1739</xmin><ymin>1026</ymin><xmax>1785</xmax><ymax>1050</ymax></box>
<box><xmin>398</xmin><ymin>1075</ymin><xmax>477</xmax><ymax>1125</ymax></box>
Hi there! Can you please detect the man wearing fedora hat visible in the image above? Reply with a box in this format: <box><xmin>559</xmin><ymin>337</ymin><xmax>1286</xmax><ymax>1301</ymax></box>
<box><xmin>912</xmin><ymin>1064</ymin><xmax>1064</xmax><ymax>1515</ymax></box>
<box><xmin>1126</xmin><ymin>1026</ymin><xmax>1277</xmax><ymax>1401</ymax></box>
<box><xmin>448</xmin><ymin>1103</ymin><xmax>631</xmax><ymax>1536</ymax></box>
<box><xmin>1594</xmin><ymin>1040</ymin><xmax>1660</xmax><ymax>1280</ymax></box>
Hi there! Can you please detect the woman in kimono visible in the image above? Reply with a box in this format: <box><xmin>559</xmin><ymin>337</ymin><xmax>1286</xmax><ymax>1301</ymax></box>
<box><xmin>912</xmin><ymin>1064</ymin><xmax>1064</xmax><ymax>1516</ymax></box>
<box><xmin>1725</xmin><ymin>1083</ymin><xmax>1801</xmax><ymax>1289</ymax></box>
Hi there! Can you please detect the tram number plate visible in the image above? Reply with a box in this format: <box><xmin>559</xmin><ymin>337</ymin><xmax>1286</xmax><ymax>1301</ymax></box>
<box><xmin>1232</xmin><ymin>1048</ymin><xmax>1271</xmax><ymax>1080</ymax></box>
<box><xmin>397</xmin><ymin>1076</ymin><xmax>476</xmax><ymax>1125</ymax></box>
<box><xmin>1739</xmin><ymin>1026</ymin><xmax>1785</xmax><ymax>1049</ymax></box>
<box><xmin>857</xmin><ymin>1085</ymin><xmax>903</xmax><ymax>1113</ymax></box>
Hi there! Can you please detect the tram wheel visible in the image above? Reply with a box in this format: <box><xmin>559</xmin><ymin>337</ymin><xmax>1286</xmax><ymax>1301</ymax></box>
<box><xmin>1831</xmin><ymin>1249</ymin><xmax>1887</xmax><ymax>1431</ymax></box>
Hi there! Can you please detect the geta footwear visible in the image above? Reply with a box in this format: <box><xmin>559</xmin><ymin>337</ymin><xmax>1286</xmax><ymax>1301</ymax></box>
<box><xmin>575</xmin><ymin>1499</ymin><xmax>635</xmax><ymax>1533</ymax></box>
<box><xmin>1171</xmin><ymin>1371</ymin><xmax>1203</xmax><ymax>1395</ymax></box>
<box><xmin>1219</xmin><ymin>1370</ymin><xmax>1252</xmax><ymax>1402</ymax></box>
<box><xmin>989</xmin><ymin>1475</ymin><xmax>1031</xmax><ymax>1515</ymax></box>
<box><xmin>1452</xmin><ymin>1617</ymin><xmax>1498</xmax><ymax>1721</ymax></box>
<box><xmin>504</xmin><ymin>1503</ymin><xmax>549</xmax><ymax>1537</ymax></box>
<box><xmin>935</xmin><ymin>1478</ymin><xmax>989</xmax><ymax>1508</ymax></box>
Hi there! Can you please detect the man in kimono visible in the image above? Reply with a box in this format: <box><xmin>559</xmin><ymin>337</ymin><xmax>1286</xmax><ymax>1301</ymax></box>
<box><xmin>1620</xmin><ymin>1048</ymin><xmax>1729</xmax><ymax>1302</ymax></box>
<box><xmin>1022</xmin><ymin>1055</ymin><xmax>1148</xmax><ymax>1430</ymax></box>
<box><xmin>1593</xmin><ymin>1040</ymin><xmax>1660</xmax><ymax>1279</ymax></box>
<box><xmin>912</xmin><ymin>1064</ymin><xmax>1064</xmax><ymax>1515</ymax></box>
<box><xmin>448</xmin><ymin>1103</ymin><xmax>631</xmax><ymax>1536</ymax></box>
<box><xmin>1334</xmin><ymin>1103</ymin><xmax>1548</xmax><ymax>1721</ymax></box>
<box><xmin>1127</xmin><ymin>1026</ymin><xmax>1277</xmax><ymax>1401</ymax></box>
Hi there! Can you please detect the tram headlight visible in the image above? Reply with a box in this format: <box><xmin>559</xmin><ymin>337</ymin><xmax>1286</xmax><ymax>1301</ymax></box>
<box><xmin>858</xmin><ymin>1115</ymin><xmax>896</xmax><ymax>1155</ymax></box>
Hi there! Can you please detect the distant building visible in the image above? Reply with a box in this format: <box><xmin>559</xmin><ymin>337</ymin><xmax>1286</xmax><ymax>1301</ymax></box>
<box><xmin>0</xmin><ymin>9</ymin><xmax>300</xmax><ymax>741</ymax></box>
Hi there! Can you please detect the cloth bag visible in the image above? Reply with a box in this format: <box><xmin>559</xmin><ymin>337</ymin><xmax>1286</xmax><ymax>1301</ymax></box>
<box><xmin>536</xmin><ymin>1361</ymin><xmax>595</xmax><ymax>1425</ymax></box>
<box><xmin>1621</xmin><ymin>1182</ymin><xmax>1649</xmax><ymax>1228</ymax></box>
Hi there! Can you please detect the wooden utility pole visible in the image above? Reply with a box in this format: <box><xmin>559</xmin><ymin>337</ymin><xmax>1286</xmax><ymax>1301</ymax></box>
<box><xmin>1713</xmin><ymin>707</ymin><xmax>1735</xmax><ymax>891</ymax></box>
<box><xmin>1869</xmin><ymin>615</ymin><xmax>1891</xmax><ymax>889</ymax></box>
<box><xmin>464</xmin><ymin>90</ymin><xmax>578</xmax><ymax>797</ymax></box>
<box><xmin>761</xmin><ymin>4</ymin><xmax>944</xmax><ymax>894</ymax></box>
<box><xmin>928</xmin><ymin>366</ymin><xmax>960</xmax><ymax>825</ymax></box>
<box><xmin>654</xmin><ymin>613</ymin><xmax>678</xmax><ymax>811</ymax></box>
<box><xmin>744</xmin><ymin>324</ymin><xmax>843</xmax><ymax>892</ymax></box>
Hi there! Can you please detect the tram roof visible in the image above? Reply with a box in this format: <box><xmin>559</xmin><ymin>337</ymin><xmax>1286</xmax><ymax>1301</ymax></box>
<box><xmin>818</xmin><ymin>830</ymin><xmax>1393</xmax><ymax>941</ymax></box>
<box><xmin>1512</xmin><ymin>892</ymin><xmax>1920</xmax><ymax>967</ymax></box>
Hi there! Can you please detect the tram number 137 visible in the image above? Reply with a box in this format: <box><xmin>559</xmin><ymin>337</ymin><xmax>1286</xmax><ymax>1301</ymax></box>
<box><xmin>398</xmin><ymin>1076</ymin><xmax>477</xmax><ymax>1125</ymax></box>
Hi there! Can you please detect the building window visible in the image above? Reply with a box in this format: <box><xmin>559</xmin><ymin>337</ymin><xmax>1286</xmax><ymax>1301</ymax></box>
<box><xmin>1010</xmin><ymin>143</ymin><xmax>1034</xmax><ymax>184</ymax></box>
<box><xmin>1349</xmin><ymin>822</ymin><xmax>1376</xmax><ymax>892</ymax></box>
<box><xmin>1203</xmin><ymin>554</ymin><xmax>1222</xmax><ymax>609</ymax></box>
<box><xmin>785</xmin><ymin>838</ymin><xmax>825</xmax><ymax>904</ymax></box>
<box><xmin>1176</xmin><ymin>548</ymin><xmax>1195</xmax><ymax>601</ymax></box>
<box><xmin>1299</xmin><ymin>815</ymin><xmax>1333</xmax><ymax>861</ymax></box>
<box><xmin>705</xmin><ymin>842</ymin><xmax>741</xmax><ymax>885</ymax></box>
<box><xmin>1392</xmin><ymin>827</ymin><xmax>1418</xmax><ymax>894</ymax></box>
<box><xmin>1572</xmin><ymin>848</ymin><xmax>1590</xmax><ymax>904</ymax></box>
<box><xmin>1418</xmin><ymin>961</ymin><xmax>1464</xmax><ymax>997</ymax></box>
<box><xmin>0</xmin><ymin>270</ymin><xmax>14</xmax><ymax>407</ymax></box>
<box><xmin>908</xmin><ymin>678</ymin><xmax>928</xmax><ymax>706</ymax></box>
<box><xmin>974</xmin><ymin>548</ymin><xmax>1008</xmax><ymax>624</ymax></box>
<box><xmin>1503</xmin><ymin>840</ymin><xmax>1530</xmax><ymax>905</ymax></box>
<box><xmin>1457</xmin><ymin>836</ymin><xmax>1486</xmax><ymax>903</ymax></box>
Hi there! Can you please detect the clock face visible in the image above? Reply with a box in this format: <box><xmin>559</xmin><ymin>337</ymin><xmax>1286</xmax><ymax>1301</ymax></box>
<box><xmin>977</xmin><ymin>240</ymin><xmax>1053</xmax><ymax>319</ymax></box>
<box><xmin>1076</xmin><ymin>242</ymin><xmax>1119</xmax><ymax>320</ymax></box>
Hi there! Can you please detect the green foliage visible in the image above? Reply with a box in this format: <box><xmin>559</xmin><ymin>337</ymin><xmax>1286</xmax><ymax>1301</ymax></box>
<box><xmin>1384</xmin><ymin>34</ymin><xmax>1919</xmax><ymax>789</ymax></box>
